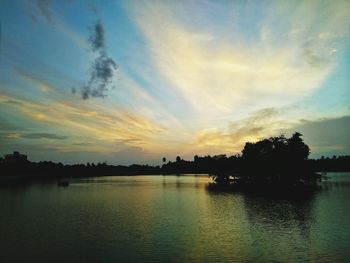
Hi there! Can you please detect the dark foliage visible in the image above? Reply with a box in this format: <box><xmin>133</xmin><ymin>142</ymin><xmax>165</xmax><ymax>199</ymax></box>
<box><xmin>233</xmin><ymin>132</ymin><xmax>317</xmax><ymax>187</ymax></box>
<box><xmin>1</xmin><ymin>132</ymin><xmax>349</xmax><ymax>186</ymax></box>
<box><xmin>0</xmin><ymin>152</ymin><xmax>160</xmax><ymax>181</ymax></box>
<box><xmin>160</xmin><ymin>133</ymin><xmax>349</xmax><ymax>191</ymax></box>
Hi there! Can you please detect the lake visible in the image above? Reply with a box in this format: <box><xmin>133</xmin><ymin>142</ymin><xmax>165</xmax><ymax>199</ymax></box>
<box><xmin>1</xmin><ymin>173</ymin><xmax>350</xmax><ymax>262</ymax></box>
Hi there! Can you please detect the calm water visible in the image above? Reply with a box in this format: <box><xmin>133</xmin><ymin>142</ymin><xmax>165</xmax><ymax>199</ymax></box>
<box><xmin>1</xmin><ymin>173</ymin><xmax>350</xmax><ymax>263</ymax></box>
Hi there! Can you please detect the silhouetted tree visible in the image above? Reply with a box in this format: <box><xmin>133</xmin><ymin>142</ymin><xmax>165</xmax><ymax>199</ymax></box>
<box><xmin>287</xmin><ymin>132</ymin><xmax>310</xmax><ymax>160</ymax></box>
<box><xmin>1</xmin><ymin>134</ymin><xmax>349</xmax><ymax>185</ymax></box>
<box><xmin>211</xmin><ymin>132</ymin><xmax>320</xmax><ymax>190</ymax></box>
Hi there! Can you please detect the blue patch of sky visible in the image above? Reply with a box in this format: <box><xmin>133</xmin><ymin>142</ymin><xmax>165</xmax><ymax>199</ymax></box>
<box><xmin>99</xmin><ymin>1</ymin><xmax>195</xmax><ymax>120</ymax></box>
<box><xmin>1</xmin><ymin>1</ymin><xmax>89</xmax><ymax>96</ymax></box>
<box><xmin>298</xmin><ymin>47</ymin><xmax>350</xmax><ymax>117</ymax></box>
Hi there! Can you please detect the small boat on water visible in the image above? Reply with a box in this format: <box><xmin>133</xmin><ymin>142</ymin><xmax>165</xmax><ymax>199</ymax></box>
<box><xmin>57</xmin><ymin>180</ymin><xmax>69</xmax><ymax>187</ymax></box>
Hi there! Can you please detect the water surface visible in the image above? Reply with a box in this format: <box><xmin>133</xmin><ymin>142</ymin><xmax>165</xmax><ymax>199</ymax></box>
<box><xmin>1</xmin><ymin>173</ymin><xmax>349</xmax><ymax>262</ymax></box>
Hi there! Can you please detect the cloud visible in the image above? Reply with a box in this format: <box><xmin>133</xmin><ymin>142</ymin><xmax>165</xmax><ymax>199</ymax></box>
<box><xmin>118</xmin><ymin>0</ymin><xmax>350</xmax><ymax>159</ymax></box>
<box><xmin>0</xmin><ymin>120</ymin><xmax>23</xmax><ymax>132</ymax></box>
<box><xmin>89</xmin><ymin>21</ymin><xmax>104</xmax><ymax>51</ymax></box>
<box><xmin>187</xmin><ymin>112</ymin><xmax>350</xmax><ymax>158</ymax></box>
<box><xmin>0</xmin><ymin>92</ymin><xmax>168</xmax><ymax>163</ymax></box>
<box><xmin>126</xmin><ymin>0</ymin><xmax>349</xmax><ymax>120</ymax></box>
<box><xmin>2</xmin><ymin>1</ymin><xmax>348</xmax><ymax>163</ymax></box>
<box><xmin>3</xmin><ymin>99</ymin><xmax>22</xmax><ymax>105</ymax></box>
<box><xmin>80</xmin><ymin>53</ymin><xmax>117</xmax><ymax>99</ymax></box>
<box><xmin>74</xmin><ymin>20</ymin><xmax>118</xmax><ymax>99</ymax></box>
<box><xmin>0</xmin><ymin>93</ymin><xmax>164</xmax><ymax>151</ymax></box>
<box><xmin>21</xmin><ymin>133</ymin><xmax>68</xmax><ymax>140</ymax></box>
<box><xmin>36</xmin><ymin>0</ymin><xmax>54</xmax><ymax>24</ymax></box>
<box><xmin>285</xmin><ymin>115</ymin><xmax>350</xmax><ymax>156</ymax></box>
<box><xmin>195</xmin><ymin>108</ymin><xmax>288</xmax><ymax>154</ymax></box>
<box><xmin>101</xmin><ymin>146</ymin><xmax>161</xmax><ymax>165</ymax></box>
<box><xmin>193</xmin><ymin>112</ymin><xmax>350</xmax><ymax>157</ymax></box>
<box><xmin>0</xmin><ymin>129</ymin><xmax>67</xmax><ymax>141</ymax></box>
<box><xmin>115</xmin><ymin>137</ymin><xmax>145</xmax><ymax>145</ymax></box>
<box><xmin>31</xmin><ymin>0</ymin><xmax>102</xmax><ymax>25</ymax></box>
<box><xmin>16</xmin><ymin>68</ymin><xmax>54</xmax><ymax>92</ymax></box>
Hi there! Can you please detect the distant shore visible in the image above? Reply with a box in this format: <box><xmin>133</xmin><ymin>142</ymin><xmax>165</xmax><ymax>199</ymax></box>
<box><xmin>1</xmin><ymin>132</ymin><xmax>350</xmax><ymax>190</ymax></box>
<box><xmin>1</xmin><ymin>153</ymin><xmax>349</xmax><ymax>180</ymax></box>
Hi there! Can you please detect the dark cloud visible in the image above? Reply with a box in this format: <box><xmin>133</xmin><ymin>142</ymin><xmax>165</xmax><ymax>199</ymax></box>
<box><xmin>4</xmin><ymin>99</ymin><xmax>22</xmax><ymax>105</ymax></box>
<box><xmin>304</xmin><ymin>48</ymin><xmax>330</xmax><ymax>68</ymax></box>
<box><xmin>109</xmin><ymin>146</ymin><xmax>155</xmax><ymax>165</ymax></box>
<box><xmin>73</xmin><ymin>142</ymin><xmax>93</xmax><ymax>146</ymax></box>
<box><xmin>80</xmin><ymin>52</ymin><xmax>117</xmax><ymax>99</ymax></box>
<box><xmin>285</xmin><ymin>115</ymin><xmax>350</xmax><ymax>157</ymax></box>
<box><xmin>0</xmin><ymin>132</ymin><xmax>67</xmax><ymax>140</ymax></box>
<box><xmin>36</xmin><ymin>0</ymin><xmax>54</xmax><ymax>24</ymax></box>
<box><xmin>0</xmin><ymin>119</ymin><xmax>24</xmax><ymax>132</ymax></box>
<box><xmin>31</xmin><ymin>1</ymin><xmax>99</xmax><ymax>24</ymax></box>
<box><xmin>26</xmin><ymin>3</ymin><xmax>117</xmax><ymax>99</ymax></box>
<box><xmin>75</xmin><ymin>21</ymin><xmax>118</xmax><ymax>99</ymax></box>
<box><xmin>302</xmin><ymin>38</ymin><xmax>334</xmax><ymax>68</ymax></box>
<box><xmin>115</xmin><ymin>138</ymin><xmax>145</xmax><ymax>145</ymax></box>
<box><xmin>227</xmin><ymin>108</ymin><xmax>280</xmax><ymax>140</ymax></box>
<box><xmin>243</xmin><ymin>108</ymin><xmax>279</xmax><ymax>125</ymax></box>
<box><xmin>0</xmin><ymin>121</ymin><xmax>23</xmax><ymax>143</ymax></box>
<box><xmin>89</xmin><ymin>21</ymin><xmax>104</xmax><ymax>51</ymax></box>
<box><xmin>21</xmin><ymin>133</ymin><xmax>68</xmax><ymax>140</ymax></box>
<box><xmin>196</xmin><ymin>108</ymin><xmax>280</xmax><ymax>153</ymax></box>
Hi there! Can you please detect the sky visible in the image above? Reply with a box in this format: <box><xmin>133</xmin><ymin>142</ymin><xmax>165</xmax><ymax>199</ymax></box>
<box><xmin>0</xmin><ymin>0</ymin><xmax>349</xmax><ymax>165</ymax></box>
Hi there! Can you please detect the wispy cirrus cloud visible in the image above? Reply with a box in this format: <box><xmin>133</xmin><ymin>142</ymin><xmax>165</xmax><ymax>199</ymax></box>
<box><xmin>0</xmin><ymin>1</ymin><xmax>349</xmax><ymax>163</ymax></box>
<box><xmin>126</xmin><ymin>0</ymin><xmax>349</xmax><ymax>121</ymax></box>
<box><xmin>0</xmin><ymin>93</ymin><xmax>164</xmax><ymax>151</ymax></box>
<box><xmin>16</xmin><ymin>68</ymin><xmax>54</xmax><ymax>93</ymax></box>
<box><xmin>194</xmin><ymin>108</ymin><xmax>289</xmax><ymax>154</ymax></box>
<box><xmin>30</xmin><ymin>0</ymin><xmax>99</xmax><ymax>24</ymax></box>
<box><xmin>119</xmin><ymin>0</ymin><xmax>350</xmax><ymax>158</ymax></box>
<box><xmin>0</xmin><ymin>132</ymin><xmax>67</xmax><ymax>140</ymax></box>
<box><xmin>21</xmin><ymin>133</ymin><xmax>68</xmax><ymax>140</ymax></box>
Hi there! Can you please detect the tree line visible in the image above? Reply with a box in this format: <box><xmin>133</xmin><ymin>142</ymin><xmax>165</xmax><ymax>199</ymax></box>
<box><xmin>1</xmin><ymin>132</ymin><xmax>349</xmax><ymax>184</ymax></box>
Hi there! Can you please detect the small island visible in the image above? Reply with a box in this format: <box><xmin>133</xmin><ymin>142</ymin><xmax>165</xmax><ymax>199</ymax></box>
<box><xmin>209</xmin><ymin>132</ymin><xmax>323</xmax><ymax>193</ymax></box>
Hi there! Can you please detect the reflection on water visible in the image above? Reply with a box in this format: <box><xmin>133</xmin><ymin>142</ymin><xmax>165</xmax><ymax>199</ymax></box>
<box><xmin>242</xmin><ymin>194</ymin><xmax>316</xmax><ymax>261</ymax></box>
<box><xmin>0</xmin><ymin>173</ymin><xmax>349</xmax><ymax>263</ymax></box>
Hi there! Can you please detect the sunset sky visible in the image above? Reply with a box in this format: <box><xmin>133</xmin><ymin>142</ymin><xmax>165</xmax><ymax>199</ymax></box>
<box><xmin>0</xmin><ymin>0</ymin><xmax>349</xmax><ymax>165</ymax></box>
